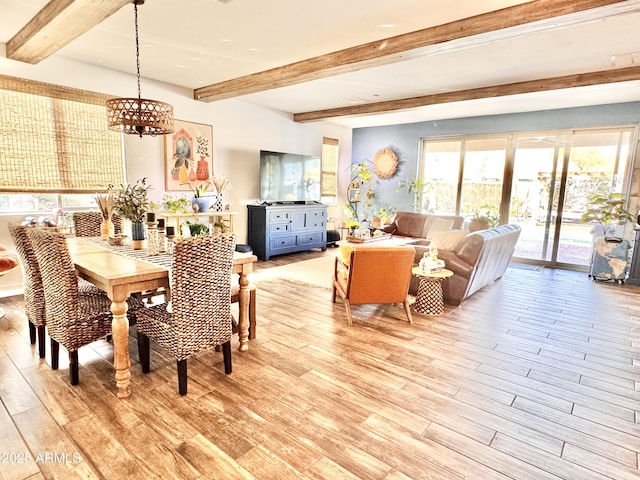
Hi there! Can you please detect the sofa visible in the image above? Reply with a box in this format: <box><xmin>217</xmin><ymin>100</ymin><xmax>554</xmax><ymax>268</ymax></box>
<box><xmin>411</xmin><ymin>224</ymin><xmax>521</xmax><ymax>305</ymax></box>
<box><xmin>383</xmin><ymin>211</ymin><xmax>464</xmax><ymax>239</ymax></box>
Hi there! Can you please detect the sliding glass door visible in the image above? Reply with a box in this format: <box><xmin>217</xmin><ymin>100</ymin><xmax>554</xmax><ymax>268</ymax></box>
<box><xmin>420</xmin><ymin>126</ymin><xmax>636</xmax><ymax>269</ymax></box>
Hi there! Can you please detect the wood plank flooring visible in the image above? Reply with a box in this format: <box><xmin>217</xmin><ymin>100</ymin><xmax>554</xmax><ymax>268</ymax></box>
<box><xmin>1</xmin><ymin>250</ymin><xmax>639</xmax><ymax>479</ymax></box>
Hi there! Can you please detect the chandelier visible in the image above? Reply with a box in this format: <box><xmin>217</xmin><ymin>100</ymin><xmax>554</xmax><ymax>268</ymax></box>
<box><xmin>106</xmin><ymin>0</ymin><xmax>174</xmax><ymax>137</ymax></box>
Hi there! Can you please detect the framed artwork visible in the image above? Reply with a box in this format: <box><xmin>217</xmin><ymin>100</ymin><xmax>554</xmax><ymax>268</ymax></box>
<box><xmin>164</xmin><ymin>119</ymin><xmax>213</xmax><ymax>191</ymax></box>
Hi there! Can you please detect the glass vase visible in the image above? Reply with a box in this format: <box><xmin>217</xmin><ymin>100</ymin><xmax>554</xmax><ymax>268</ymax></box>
<box><xmin>100</xmin><ymin>217</ymin><xmax>114</xmax><ymax>240</ymax></box>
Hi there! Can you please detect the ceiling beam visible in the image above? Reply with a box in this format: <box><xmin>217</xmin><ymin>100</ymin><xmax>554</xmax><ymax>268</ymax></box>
<box><xmin>292</xmin><ymin>66</ymin><xmax>640</xmax><ymax>122</ymax></box>
<box><xmin>193</xmin><ymin>0</ymin><xmax>627</xmax><ymax>103</ymax></box>
<box><xmin>6</xmin><ymin>0</ymin><xmax>132</xmax><ymax>64</ymax></box>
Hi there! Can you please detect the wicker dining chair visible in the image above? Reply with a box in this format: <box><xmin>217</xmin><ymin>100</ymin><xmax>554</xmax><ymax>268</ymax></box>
<box><xmin>135</xmin><ymin>234</ymin><xmax>236</xmax><ymax>395</ymax></box>
<box><xmin>26</xmin><ymin>227</ymin><xmax>141</xmax><ymax>385</ymax></box>
<box><xmin>8</xmin><ymin>223</ymin><xmax>47</xmax><ymax>358</ymax></box>
<box><xmin>73</xmin><ymin>211</ymin><xmax>123</xmax><ymax>237</ymax></box>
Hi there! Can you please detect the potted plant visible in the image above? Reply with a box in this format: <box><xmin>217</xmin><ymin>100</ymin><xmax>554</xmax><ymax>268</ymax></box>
<box><xmin>468</xmin><ymin>205</ymin><xmax>499</xmax><ymax>232</ymax></box>
<box><xmin>581</xmin><ymin>192</ymin><xmax>634</xmax><ymax>240</ymax></box>
<box><xmin>397</xmin><ymin>177</ymin><xmax>431</xmax><ymax>213</ymax></box>
<box><xmin>191</xmin><ymin>182</ymin><xmax>211</xmax><ymax>213</ymax></box>
<box><xmin>113</xmin><ymin>178</ymin><xmax>152</xmax><ymax>249</ymax></box>
<box><xmin>162</xmin><ymin>194</ymin><xmax>189</xmax><ymax>214</ymax></box>
<box><xmin>186</xmin><ymin>220</ymin><xmax>209</xmax><ymax>237</ymax></box>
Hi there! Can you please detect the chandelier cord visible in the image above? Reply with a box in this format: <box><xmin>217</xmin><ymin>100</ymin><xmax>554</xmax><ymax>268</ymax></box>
<box><xmin>134</xmin><ymin>1</ymin><xmax>141</xmax><ymax>100</ymax></box>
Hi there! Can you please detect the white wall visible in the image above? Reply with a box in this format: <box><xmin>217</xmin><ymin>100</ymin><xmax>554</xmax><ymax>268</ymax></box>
<box><xmin>0</xmin><ymin>55</ymin><xmax>352</xmax><ymax>296</ymax></box>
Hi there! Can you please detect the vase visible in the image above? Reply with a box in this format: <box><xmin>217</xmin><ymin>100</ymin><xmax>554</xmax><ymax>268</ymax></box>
<box><xmin>214</xmin><ymin>194</ymin><xmax>223</xmax><ymax>212</ymax></box>
<box><xmin>130</xmin><ymin>221</ymin><xmax>147</xmax><ymax>250</ymax></box>
<box><xmin>196</xmin><ymin>156</ymin><xmax>210</xmax><ymax>181</ymax></box>
<box><xmin>100</xmin><ymin>217</ymin><xmax>114</xmax><ymax>240</ymax></box>
<box><xmin>192</xmin><ymin>197</ymin><xmax>210</xmax><ymax>213</ymax></box>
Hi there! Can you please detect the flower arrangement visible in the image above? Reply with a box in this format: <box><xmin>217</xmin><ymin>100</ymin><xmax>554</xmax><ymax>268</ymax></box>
<box><xmin>113</xmin><ymin>178</ymin><xmax>152</xmax><ymax>223</ymax></box>
<box><xmin>211</xmin><ymin>174</ymin><xmax>230</xmax><ymax>195</ymax></box>
<box><xmin>95</xmin><ymin>190</ymin><xmax>114</xmax><ymax>221</ymax></box>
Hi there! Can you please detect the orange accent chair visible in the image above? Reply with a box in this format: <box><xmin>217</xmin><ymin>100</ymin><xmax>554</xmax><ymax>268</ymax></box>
<box><xmin>332</xmin><ymin>246</ymin><xmax>415</xmax><ymax>326</ymax></box>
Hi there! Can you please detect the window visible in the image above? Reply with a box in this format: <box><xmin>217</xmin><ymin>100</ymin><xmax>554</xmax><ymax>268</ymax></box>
<box><xmin>321</xmin><ymin>137</ymin><xmax>338</xmax><ymax>204</ymax></box>
<box><xmin>0</xmin><ymin>74</ymin><xmax>124</xmax><ymax>213</ymax></box>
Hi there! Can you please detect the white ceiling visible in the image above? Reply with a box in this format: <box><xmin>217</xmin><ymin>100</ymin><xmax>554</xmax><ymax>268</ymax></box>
<box><xmin>2</xmin><ymin>0</ymin><xmax>640</xmax><ymax>128</ymax></box>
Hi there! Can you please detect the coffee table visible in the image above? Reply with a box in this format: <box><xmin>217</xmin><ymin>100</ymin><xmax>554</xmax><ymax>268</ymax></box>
<box><xmin>411</xmin><ymin>267</ymin><xmax>453</xmax><ymax>316</ymax></box>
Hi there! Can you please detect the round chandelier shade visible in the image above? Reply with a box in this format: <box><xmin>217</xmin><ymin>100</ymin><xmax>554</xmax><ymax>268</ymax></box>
<box><xmin>106</xmin><ymin>97</ymin><xmax>174</xmax><ymax>136</ymax></box>
<box><xmin>106</xmin><ymin>0</ymin><xmax>174</xmax><ymax>137</ymax></box>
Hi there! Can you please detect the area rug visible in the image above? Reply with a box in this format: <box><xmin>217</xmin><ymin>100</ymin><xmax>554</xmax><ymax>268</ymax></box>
<box><xmin>252</xmin><ymin>253</ymin><xmax>338</xmax><ymax>289</ymax></box>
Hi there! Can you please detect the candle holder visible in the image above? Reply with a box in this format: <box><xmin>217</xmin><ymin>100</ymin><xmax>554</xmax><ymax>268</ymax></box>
<box><xmin>165</xmin><ymin>226</ymin><xmax>175</xmax><ymax>255</ymax></box>
<box><xmin>146</xmin><ymin>220</ymin><xmax>159</xmax><ymax>256</ymax></box>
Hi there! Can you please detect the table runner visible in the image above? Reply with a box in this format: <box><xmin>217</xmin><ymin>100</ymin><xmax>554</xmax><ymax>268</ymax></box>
<box><xmin>82</xmin><ymin>237</ymin><xmax>174</xmax><ymax>269</ymax></box>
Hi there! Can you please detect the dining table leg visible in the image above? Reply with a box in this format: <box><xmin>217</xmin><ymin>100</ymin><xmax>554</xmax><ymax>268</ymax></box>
<box><xmin>110</xmin><ymin>297</ymin><xmax>131</xmax><ymax>398</ymax></box>
<box><xmin>237</xmin><ymin>269</ymin><xmax>250</xmax><ymax>351</ymax></box>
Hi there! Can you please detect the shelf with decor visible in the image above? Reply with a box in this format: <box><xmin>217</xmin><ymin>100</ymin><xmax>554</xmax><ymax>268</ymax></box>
<box><xmin>158</xmin><ymin>211</ymin><xmax>238</xmax><ymax>234</ymax></box>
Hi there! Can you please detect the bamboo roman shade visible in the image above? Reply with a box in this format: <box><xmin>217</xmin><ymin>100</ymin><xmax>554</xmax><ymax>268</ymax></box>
<box><xmin>0</xmin><ymin>75</ymin><xmax>124</xmax><ymax>193</ymax></box>
<box><xmin>321</xmin><ymin>137</ymin><xmax>338</xmax><ymax>198</ymax></box>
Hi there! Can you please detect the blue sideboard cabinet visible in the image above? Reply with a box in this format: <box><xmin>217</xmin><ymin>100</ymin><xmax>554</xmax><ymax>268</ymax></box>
<box><xmin>247</xmin><ymin>203</ymin><xmax>328</xmax><ymax>260</ymax></box>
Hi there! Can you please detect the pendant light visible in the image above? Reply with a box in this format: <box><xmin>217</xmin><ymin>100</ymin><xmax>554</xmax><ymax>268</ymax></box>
<box><xmin>106</xmin><ymin>0</ymin><xmax>174</xmax><ymax>137</ymax></box>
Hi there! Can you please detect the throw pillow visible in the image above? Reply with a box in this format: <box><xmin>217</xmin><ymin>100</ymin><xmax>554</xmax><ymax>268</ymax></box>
<box><xmin>431</xmin><ymin>229</ymin><xmax>469</xmax><ymax>251</ymax></box>
<box><xmin>339</xmin><ymin>244</ymin><xmax>355</xmax><ymax>265</ymax></box>
<box><xmin>0</xmin><ymin>254</ymin><xmax>19</xmax><ymax>272</ymax></box>
<box><xmin>426</xmin><ymin>218</ymin><xmax>454</xmax><ymax>238</ymax></box>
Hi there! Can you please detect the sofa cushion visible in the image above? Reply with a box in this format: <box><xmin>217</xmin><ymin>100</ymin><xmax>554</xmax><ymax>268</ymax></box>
<box><xmin>431</xmin><ymin>229</ymin><xmax>468</xmax><ymax>251</ymax></box>
<box><xmin>426</xmin><ymin>218</ymin><xmax>454</xmax><ymax>238</ymax></box>
<box><xmin>392</xmin><ymin>212</ymin><xmax>430</xmax><ymax>237</ymax></box>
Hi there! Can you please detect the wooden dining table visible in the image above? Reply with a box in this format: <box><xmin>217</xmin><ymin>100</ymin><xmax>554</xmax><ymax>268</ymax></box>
<box><xmin>67</xmin><ymin>237</ymin><xmax>257</xmax><ymax>399</ymax></box>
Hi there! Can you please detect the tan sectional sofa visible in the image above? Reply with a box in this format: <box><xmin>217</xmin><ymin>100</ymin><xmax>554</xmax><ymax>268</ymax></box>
<box><xmin>411</xmin><ymin>224</ymin><xmax>521</xmax><ymax>305</ymax></box>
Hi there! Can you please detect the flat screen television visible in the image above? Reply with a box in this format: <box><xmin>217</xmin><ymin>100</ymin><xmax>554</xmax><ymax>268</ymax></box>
<box><xmin>260</xmin><ymin>150</ymin><xmax>321</xmax><ymax>203</ymax></box>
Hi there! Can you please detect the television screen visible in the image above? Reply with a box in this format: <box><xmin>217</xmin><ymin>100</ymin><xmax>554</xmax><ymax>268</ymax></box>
<box><xmin>260</xmin><ymin>150</ymin><xmax>321</xmax><ymax>202</ymax></box>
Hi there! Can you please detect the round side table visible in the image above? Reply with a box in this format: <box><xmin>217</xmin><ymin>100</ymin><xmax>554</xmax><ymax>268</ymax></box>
<box><xmin>412</xmin><ymin>267</ymin><xmax>453</xmax><ymax>316</ymax></box>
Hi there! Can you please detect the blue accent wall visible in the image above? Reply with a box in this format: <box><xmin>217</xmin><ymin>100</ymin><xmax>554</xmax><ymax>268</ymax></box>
<box><xmin>352</xmin><ymin>102</ymin><xmax>640</xmax><ymax>213</ymax></box>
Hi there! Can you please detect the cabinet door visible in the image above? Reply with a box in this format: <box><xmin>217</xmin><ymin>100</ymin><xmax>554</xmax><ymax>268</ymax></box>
<box><xmin>289</xmin><ymin>210</ymin><xmax>307</xmax><ymax>231</ymax></box>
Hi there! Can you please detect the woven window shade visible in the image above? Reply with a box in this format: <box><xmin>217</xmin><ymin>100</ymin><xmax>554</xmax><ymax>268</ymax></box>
<box><xmin>321</xmin><ymin>137</ymin><xmax>338</xmax><ymax>197</ymax></box>
<box><xmin>0</xmin><ymin>75</ymin><xmax>124</xmax><ymax>193</ymax></box>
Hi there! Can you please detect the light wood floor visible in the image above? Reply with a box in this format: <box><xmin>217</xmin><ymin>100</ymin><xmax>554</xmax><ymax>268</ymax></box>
<box><xmin>1</xmin><ymin>250</ymin><xmax>640</xmax><ymax>479</ymax></box>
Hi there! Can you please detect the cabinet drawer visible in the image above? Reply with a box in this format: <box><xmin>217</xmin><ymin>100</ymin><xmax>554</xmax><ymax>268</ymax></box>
<box><xmin>268</xmin><ymin>211</ymin><xmax>290</xmax><ymax>222</ymax></box>
<box><xmin>270</xmin><ymin>235</ymin><xmax>297</xmax><ymax>250</ymax></box>
<box><xmin>298</xmin><ymin>231</ymin><xmax>326</xmax><ymax>246</ymax></box>
<box><xmin>308</xmin><ymin>210</ymin><xmax>325</xmax><ymax>219</ymax></box>
<box><xmin>307</xmin><ymin>219</ymin><xmax>326</xmax><ymax>230</ymax></box>
<box><xmin>269</xmin><ymin>223</ymin><xmax>290</xmax><ymax>234</ymax></box>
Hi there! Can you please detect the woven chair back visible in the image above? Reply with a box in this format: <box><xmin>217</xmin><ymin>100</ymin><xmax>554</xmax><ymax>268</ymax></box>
<box><xmin>7</xmin><ymin>223</ymin><xmax>46</xmax><ymax>327</ymax></box>
<box><xmin>73</xmin><ymin>212</ymin><xmax>123</xmax><ymax>237</ymax></box>
<box><xmin>170</xmin><ymin>234</ymin><xmax>235</xmax><ymax>345</ymax></box>
<box><xmin>27</xmin><ymin>228</ymin><xmax>82</xmax><ymax>342</ymax></box>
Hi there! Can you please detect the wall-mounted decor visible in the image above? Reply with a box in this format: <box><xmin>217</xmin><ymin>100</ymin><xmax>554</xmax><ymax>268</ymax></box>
<box><xmin>164</xmin><ymin>119</ymin><xmax>213</xmax><ymax>191</ymax></box>
<box><xmin>373</xmin><ymin>147</ymin><xmax>399</xmax><ymax>179</ymax></box>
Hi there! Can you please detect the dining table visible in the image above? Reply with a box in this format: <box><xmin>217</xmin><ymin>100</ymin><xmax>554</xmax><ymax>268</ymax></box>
<box><xmin>67</xmin><ymin>236</ymin><xmax>257</xmax><ymax>399</ymax></box>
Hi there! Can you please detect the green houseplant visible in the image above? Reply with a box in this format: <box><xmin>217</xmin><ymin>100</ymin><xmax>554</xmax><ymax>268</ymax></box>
<box><xmin>113</xmin><ymin>177</ymin><xmax>151</xmax><ymax>223</ymax></box>
<box><xmin>581</xmin><ymin>192</ymin><xmax>634</xmax><ymax>240</ymax></box>
<box><xmin>113</xmin><ymin>178</ymin><xmax>152</xmax><ymax>249</ymax></box>
<box><xmin>191</xmin><ymin>181</ymin><xmax>211</xmax><ymax>213</ymax></box>
<box><xmin>162</xmin><ymin>194</ymin><xmax>189</xmax><ymax>214</ymax></box>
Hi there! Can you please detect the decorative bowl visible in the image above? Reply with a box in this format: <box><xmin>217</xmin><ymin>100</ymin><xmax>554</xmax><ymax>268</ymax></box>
<box><xmin>108</xmin><ymin>234</ymin><xmax>128</xmax><ymax>246</ymax></box>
